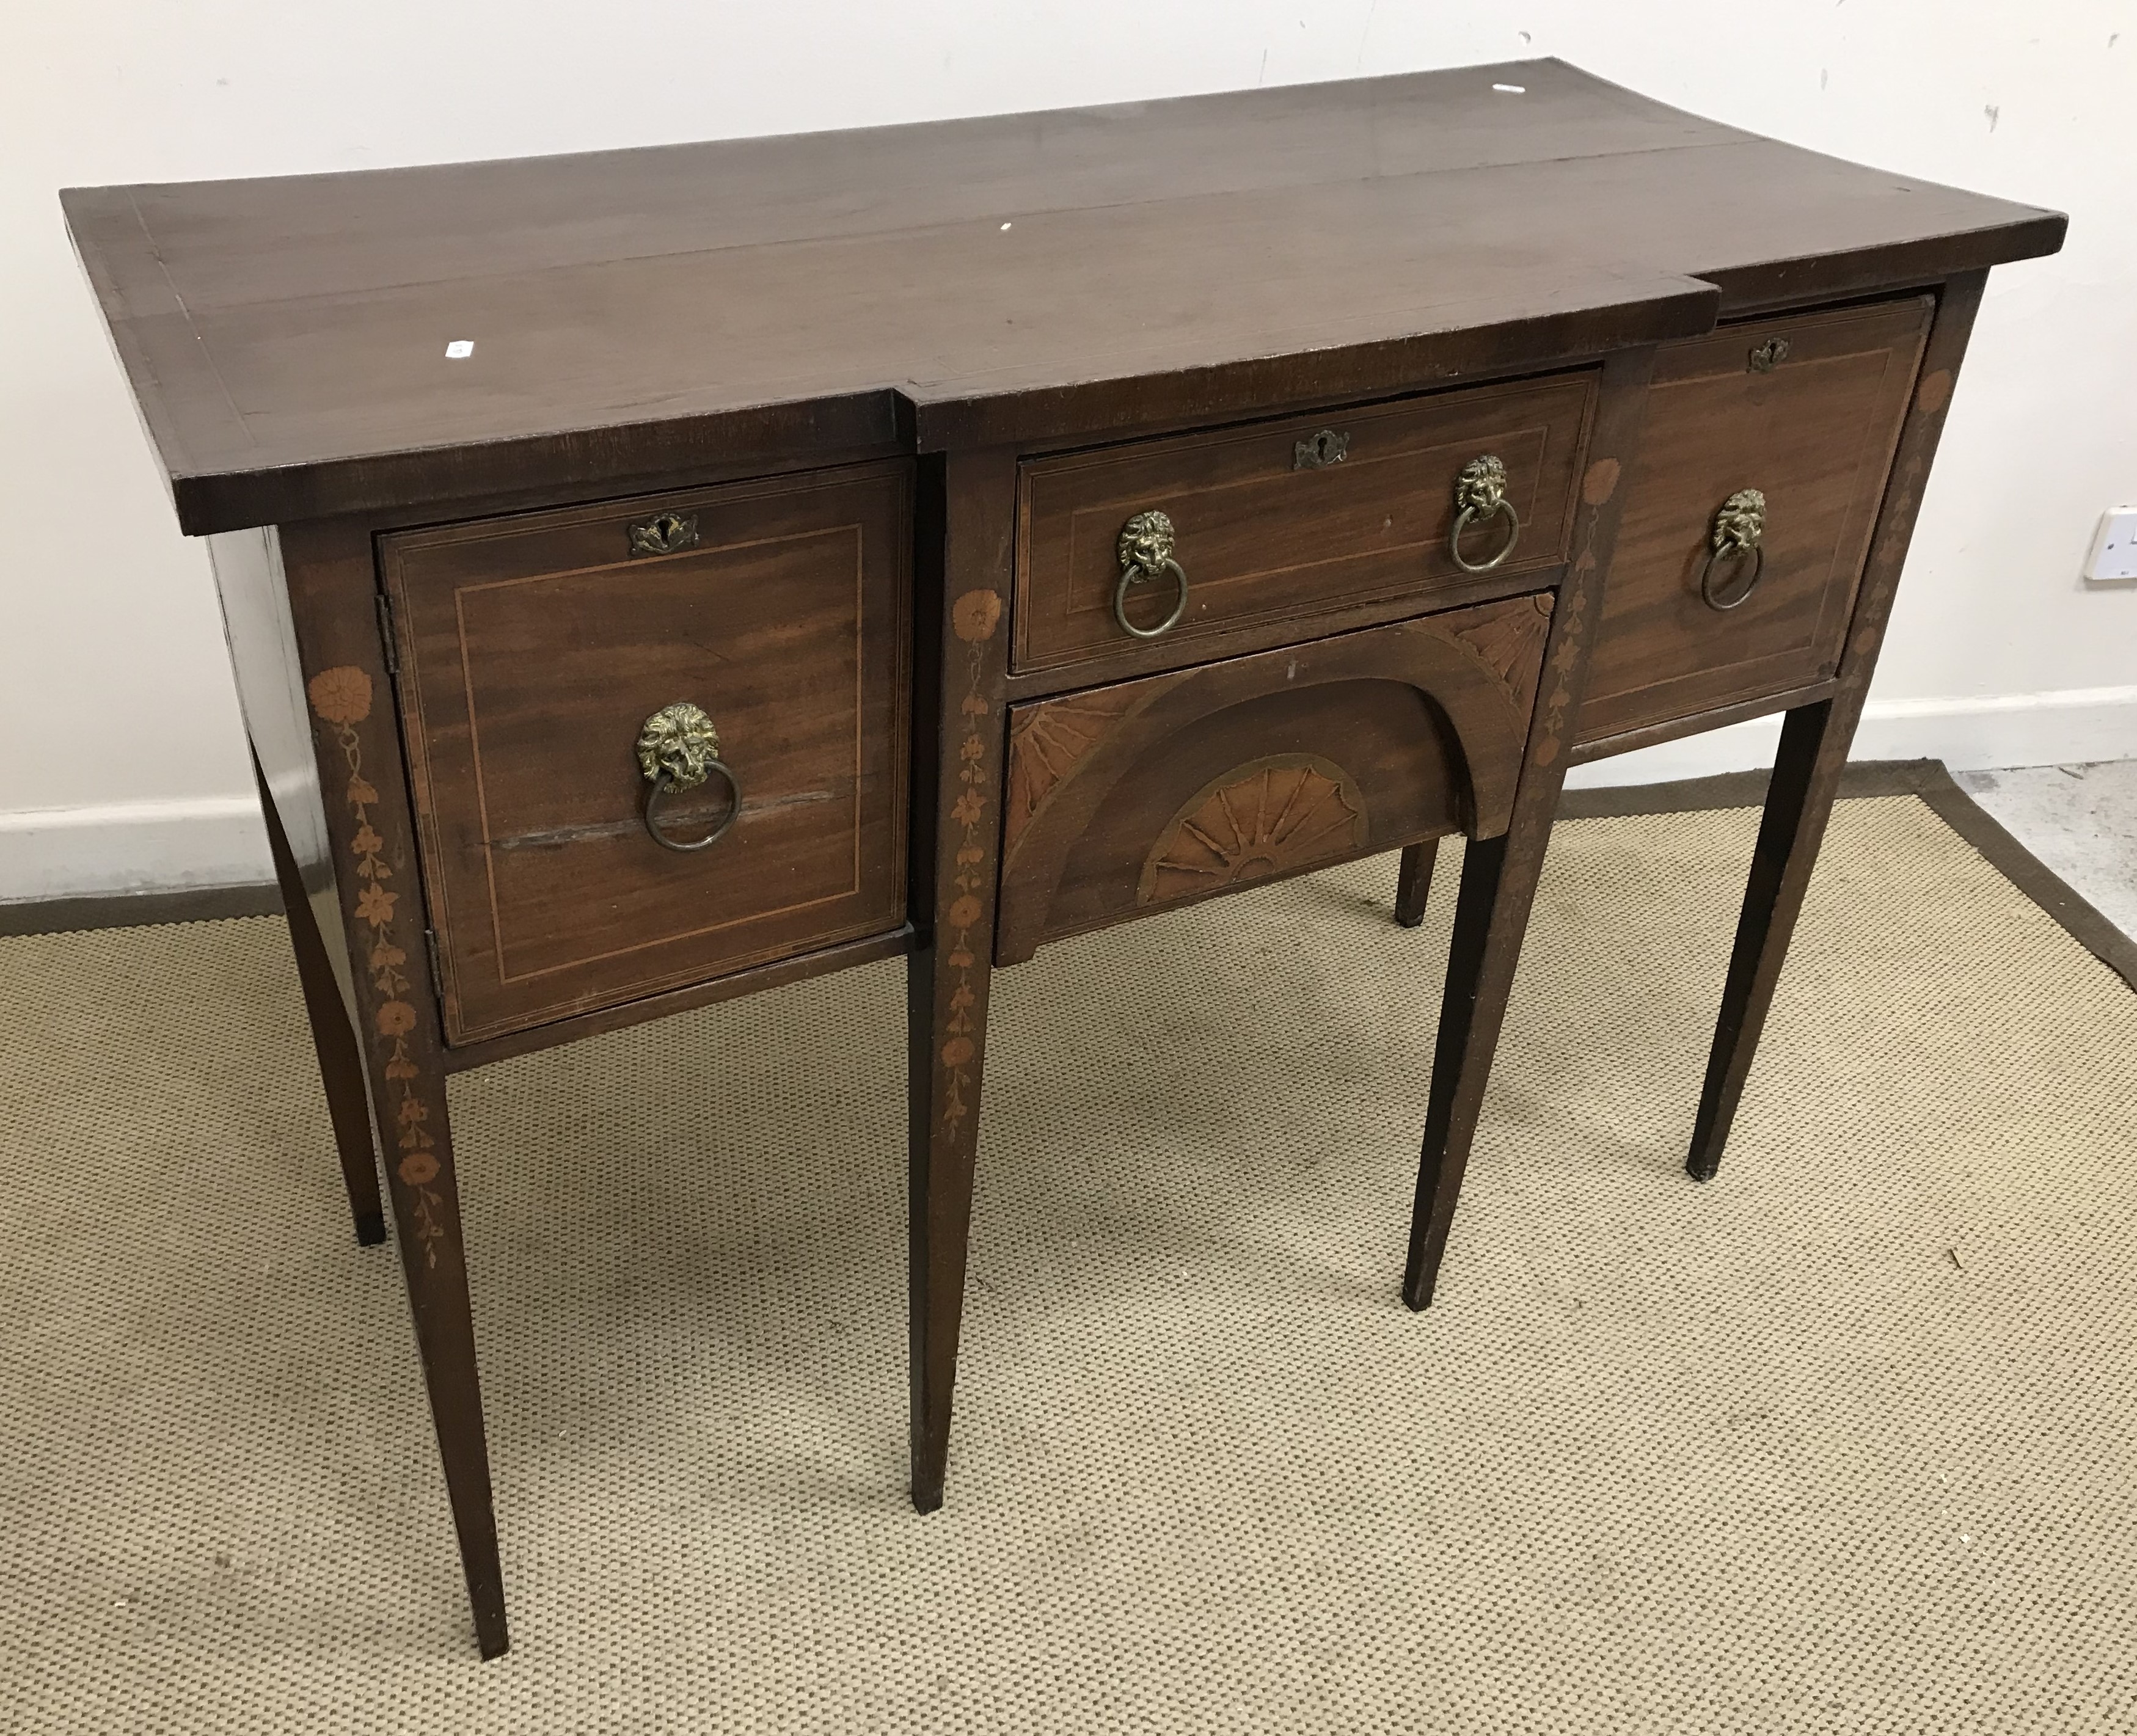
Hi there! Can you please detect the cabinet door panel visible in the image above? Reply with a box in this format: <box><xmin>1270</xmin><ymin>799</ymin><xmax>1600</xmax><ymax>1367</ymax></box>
<box><xmin>382</xmin><ymin>462</ymin><xmax>910</xmax><ymax>1043</ymax></box>
<box><xmin>1578</xmin><ymin>297</ymin><xmax>1931</xmax><ymax>747</ymax></box>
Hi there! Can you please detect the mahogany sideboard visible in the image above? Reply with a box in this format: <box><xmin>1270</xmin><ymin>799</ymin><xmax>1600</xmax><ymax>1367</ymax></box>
<box><xmin>64</xmin><ymin>60</ymin><xmax>2061</xmax><ymax>1657</ymax></box>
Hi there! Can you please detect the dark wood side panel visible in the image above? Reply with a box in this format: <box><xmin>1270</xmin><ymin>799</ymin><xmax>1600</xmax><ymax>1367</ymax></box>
<box><xmin>1577</xmin><ymin>296</ymin><xmax>1931</xmax><ymax>745</ymax></box>
<box><xmin>382</xmin><ymin>461</ymin><xmax>910</xmax><ymax>1045</ymax></box>
<box><xmin>1013</xmin><ymin>373</ymin><xmax>1593</xmax><ymax>679</ymax></box>
<box><xmin>206</xmin><ymin>528</ymin><xmax>355</xmax><ymax>1007</ymax></box>
<box><xmin>995</xmin><ymin>593</ymin><xmax>1552</xmax><ymax>964</ymax></box>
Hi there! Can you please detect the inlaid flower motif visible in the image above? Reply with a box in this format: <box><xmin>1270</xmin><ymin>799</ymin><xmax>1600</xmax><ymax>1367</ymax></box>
<box><xmin>312</xmin><ymin>674</ymin><xmax>451</xmax><ymax>1267</ymax></box>
<box><xmin>952</xmin><ymin>589</ymin><xmax>1002</xmax><ymax>643</ymax></box>
<box><xmin>307</xmin><ymin>666</ymin><xmax>373</xmax><ymax>725</ymax></box>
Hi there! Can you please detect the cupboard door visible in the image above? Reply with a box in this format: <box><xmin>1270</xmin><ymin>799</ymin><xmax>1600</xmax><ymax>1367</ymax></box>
<box><xmin>381</xmin><ymin>462</ymin><xmax>910</xmax><ymax>1043</ymax></box>
<box><xmin>1579</xmin><ymin>297</ymin><xmax>1931</xmax><ymax>748</ymax></box>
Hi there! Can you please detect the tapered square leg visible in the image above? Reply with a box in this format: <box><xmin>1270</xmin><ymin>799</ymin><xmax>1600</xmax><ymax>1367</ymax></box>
<box><xmin>365</xmin><ymin>1034</ymin><xmax>509</xmax><ymax>1657</ymax></box>
<box><xmin>1684</xmin><ymin>701</ymin><xmax>1845</xmax><ymax>1182</ymax></box>
<box><xmin>1394</xmin><ymin>838</ymin><xmax>1439</xmax><ymax>928</ymax></box>
<box><xmin>907</xmin><ymin>450</ymin><xmax>1015</xmax><ymax>1513</ymax></box>
<box><xmin>908</xmin><ymin>938</ymin><xmax>995</xmax><ymax>1514</ymax></box>
<box><xmin>1403</xmin><ymin>831</ymin><xmax>1543</xmax><ymax>1311</ymax></box>
<box><xmin>320</xmin><ymin>699</ymin><xmax>507</xmax><ymax>1657</ymax></box>
<box><xmin>254</xmin><ymin>755</ymin><xmax>385</xmax><ymax>1246</ymax></box>
<box><xmin>287</xmin><ymin>535</ymin><xmax>510</xmax><ymax>1658</ymax></box>
<box><xmin>1401</xmin><ymin>352</ymin><xmax>1656</xmax><ymax>1310</ymax></box>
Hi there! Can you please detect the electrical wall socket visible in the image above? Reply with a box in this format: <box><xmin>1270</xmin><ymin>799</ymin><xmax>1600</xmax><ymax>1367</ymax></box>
<box><xmin>2083</xmin><ymin>508</ymin><xmax>2137</xmax><ymax>582</ymax></box>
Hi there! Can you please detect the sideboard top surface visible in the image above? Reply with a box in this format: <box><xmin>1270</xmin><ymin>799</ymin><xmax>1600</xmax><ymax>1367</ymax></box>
<box><xmin>64</xmin><ymin>58</ymin><xmax>2062</xmax><ymax>535</ymax></box>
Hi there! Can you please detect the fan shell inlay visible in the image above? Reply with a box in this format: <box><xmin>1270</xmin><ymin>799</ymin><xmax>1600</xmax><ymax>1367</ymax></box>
<box><xmin>1137</xmin><ymin>753</ymin><xmax>1368</xmax><ymax>906</ymax></box>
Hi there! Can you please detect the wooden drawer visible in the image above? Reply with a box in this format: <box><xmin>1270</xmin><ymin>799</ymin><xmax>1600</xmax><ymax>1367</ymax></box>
<box><xmin>381</xmin><ymin>462</ymin><xmax>910</xmax><ymax>1044</ymax></box>
<box><xmin>1577</xmin><ymin>297</ymin><xmax>1932</xmax><ymax>748</ymax></box>
<box><xmin>1013</xmin><ymin>374</ymin><xmax>1596</xmax><ymax>679</ymax></box>
<box><xmin>994</xmin><ymin>592</ymin><xmax>1554</xmax><ymax>964</ymax></box>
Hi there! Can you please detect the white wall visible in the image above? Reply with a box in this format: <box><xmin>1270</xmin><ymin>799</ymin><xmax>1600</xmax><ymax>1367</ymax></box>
<box><xmin>4</xmin><ymin>1</ymin><xmax>2133</xmax><ymax>896</ymax></box>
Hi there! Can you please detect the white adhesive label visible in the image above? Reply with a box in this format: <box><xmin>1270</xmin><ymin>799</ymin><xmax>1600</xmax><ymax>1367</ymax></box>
<box><xmin>445</xmin><ymin>340</ymin><xmax>474</xmax><ymax>359</ymax></box>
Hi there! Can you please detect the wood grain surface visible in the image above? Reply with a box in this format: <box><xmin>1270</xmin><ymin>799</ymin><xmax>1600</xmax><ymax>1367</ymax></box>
<box><xmin>1578</xmin><ymin>296</ymin><xmax>1931</xmax><ymax>745</ymax></box>
<box><xmin>382</xmin><ymin>462</ymin><xmax>911</xmax><ymax>1045</ymax></box>
<box><xmin>63</xmin><ymin>60</ymin><xmax>2058</xmax><ymax>531</ymax></box>
<box><xmin>995</xmin><ymin>594</ymin><xmax>1552</xmax><ymax>963</ymax></box>
<box><xmin>1014</xmin><ymin>372</ymin><xmax>1592</xmax><ymax>679</ymax></box>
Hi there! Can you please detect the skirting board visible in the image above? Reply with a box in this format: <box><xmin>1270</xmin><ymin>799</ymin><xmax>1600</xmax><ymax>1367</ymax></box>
<box><xmin>1566</xmin><ymin>683</ymin><xmax>2137</xmax><ymax>790</ymax></box>
<box><xmin>0</xmin><ymin>795</ymin><xmax>270</xmax><ymax>906</ymax></box>
<box><xmin>2</xmin><ymin>685</ymin><xmax>2133</xmax><ymax>905</ymax></box>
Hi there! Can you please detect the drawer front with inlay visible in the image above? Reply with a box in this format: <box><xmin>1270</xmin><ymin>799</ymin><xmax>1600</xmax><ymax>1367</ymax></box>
<box><xmin>382</xmin><ymin>461</ymin><xmax>910</xmax><ymax>1044</ymax></box>
<box><xmin>1577</xmin><ymin>297</ymin><xmax>1932</xmax><ymax>748</ymax></box>
<box><xmin>994</xmin><ymin>592</ymin><xmax>1555</xmax><ymax>964</ymax></box>
<box><xmin>1013</xmin><ymin>373</ymin><xmax>1596</xmax><ymax>680</ymax></box>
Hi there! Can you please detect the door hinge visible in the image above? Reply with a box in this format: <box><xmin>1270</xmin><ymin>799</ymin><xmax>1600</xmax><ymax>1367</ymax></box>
<box><xmin>423</xmin><ymin>927</ymin><xmax>443</xmax><ymax>987</ymax></box>
<box><xmin>376</xmin><ymin>591</ymin><xmax>401</xmax><ymax>677</ymax></box>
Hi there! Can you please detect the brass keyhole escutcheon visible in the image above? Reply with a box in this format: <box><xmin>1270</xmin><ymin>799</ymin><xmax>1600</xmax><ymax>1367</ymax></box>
<box><xmin>1293</xmin><ymin>428</ymin><xmax>1350</xmax><ymax>470</ymax></box>
<box><xmin>627</xmin><ymin>511</ymin><xmax>700</xmax><ymax>558</ymax></box>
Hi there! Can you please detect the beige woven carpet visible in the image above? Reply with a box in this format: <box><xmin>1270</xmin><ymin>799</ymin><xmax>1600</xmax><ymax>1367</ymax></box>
<box><xmin>4</xmin><ymin>795</ymin><xmax>2136</xmax><ymax>1733</ymax></box>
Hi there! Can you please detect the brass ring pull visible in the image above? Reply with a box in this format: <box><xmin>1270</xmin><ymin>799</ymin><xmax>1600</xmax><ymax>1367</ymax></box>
<box><xmin>1698</xmin><ymin>489</ymin><xmax>1768</xmax><ymax>611</ymax></box>
<box><xmin>636</xmin><ymin>701</ymin><xmax>740</xmax><ymax>853</ymax></box>
<box><xmin>1114</xmin><ymin>509</ymin><xmax>1189</xmax><ymax>640</ymax></box>
<box><xmin>1448</xmin><ymin>455</ymin><xmax>1522</xmax><ymax>572</ymax></box>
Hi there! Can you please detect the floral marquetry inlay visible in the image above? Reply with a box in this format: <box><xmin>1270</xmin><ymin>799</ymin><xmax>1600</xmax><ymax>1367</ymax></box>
<box><xmin>935</xmin><ymin>586</ymin><xmax>1004</xmax><ymax>1145</ymax></box>
<box><xmin>1137</xmin><ymin>754</ymin><xmax>1368</xmax><ymax>906</ymax></box>
<box><xmin>307</xmin><ymin>663</ymin><xmax>450</xmax><ymax>1267</ymax></box>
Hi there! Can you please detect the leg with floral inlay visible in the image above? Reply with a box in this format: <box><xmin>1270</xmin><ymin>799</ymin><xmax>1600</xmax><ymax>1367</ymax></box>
<box><xmin>298</xmin><ymin>628</ymin><xmax>508</xmax><ymax>1658</ymax></box>
<box><xmin>908</xmin><ymin>449</ymin><xmax>1015</xmax><ymax>1514</ymax></box>
<box><xmin>354</xmin><ymin>1008</ymin><xmax>507</xmax><ymax>1658</ymax></box>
